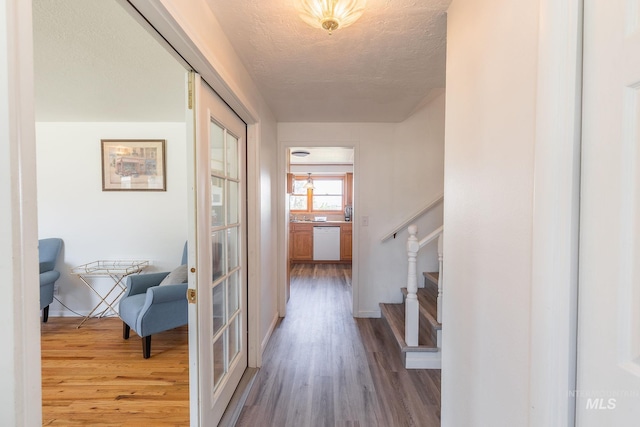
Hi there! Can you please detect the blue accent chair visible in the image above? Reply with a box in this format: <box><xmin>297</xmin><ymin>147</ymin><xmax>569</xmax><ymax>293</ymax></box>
<box><xmin>119</xmin><ymin>243</ymin><xmax>188</xmax><ymax>358</ymax></box>
<box><xmin>39</xmin><ymin>238</ymin><xmax>62</xmax><ymax>323</ymax></box>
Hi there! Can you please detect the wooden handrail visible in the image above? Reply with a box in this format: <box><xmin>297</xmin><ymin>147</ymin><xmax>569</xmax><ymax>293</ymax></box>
<box><xmin>380</xmin><ymin>194</ymin><xmax>444</xmax><ymax>242</ymax></box>
<box><xmin>418</xmin><ymin>225</ymin><xmax>443</xmax><ymax>249</ymax></box>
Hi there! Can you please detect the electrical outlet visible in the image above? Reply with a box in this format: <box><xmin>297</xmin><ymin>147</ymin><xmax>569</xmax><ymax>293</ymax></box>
<box><xmin>53</xmin><ymin>283</ymin><xmax>60</xmax><ymax>296</ymax></box>
<box><xmin>362</xmin><ymin>216</ymin><xmax>369</xmax><ymax>227</ymax></box>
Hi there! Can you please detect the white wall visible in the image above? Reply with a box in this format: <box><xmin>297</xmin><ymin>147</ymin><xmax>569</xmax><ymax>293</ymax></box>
<box><xmin>258</xmin><ymin>106</ymin><xmax>280</xmax><ymax>352</ymax></box>
<box><xmin>279</xmin><ymin>91</ymin><xmax>445</xmax><ymax>316</ymax></box>
<box><xmin>36</xmin><ymin>122</ymin><xmax>188</xmax><ymax>316</ymax></box>
<box><xmin>442</xmin><ymin>0</ymin><xmax>539</xmax><ymax>425</ymax></box>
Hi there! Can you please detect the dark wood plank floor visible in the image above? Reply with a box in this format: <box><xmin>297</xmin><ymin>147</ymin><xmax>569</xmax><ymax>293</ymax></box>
<box><xmin>236</xmin><ymin>263</ymin><xmax>441</xmax><ymax>427</ymax></box>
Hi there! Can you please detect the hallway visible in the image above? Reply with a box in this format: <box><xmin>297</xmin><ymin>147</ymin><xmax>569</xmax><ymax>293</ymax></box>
<box><xmin>237</xmin><ymin>264</ymin><xmax>441</xmax><ymax>426</ymax></box>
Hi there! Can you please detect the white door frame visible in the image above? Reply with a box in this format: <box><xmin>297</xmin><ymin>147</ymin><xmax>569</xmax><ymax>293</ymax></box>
<box><xmin>528</xmin><ymin>0</ymin><xmax>583</xmax><ymax>425</ymax></box>
<box><xmin>1</xmin><ymin>1</ymin><xmax>41</xmax><ymax>425</ymax></box>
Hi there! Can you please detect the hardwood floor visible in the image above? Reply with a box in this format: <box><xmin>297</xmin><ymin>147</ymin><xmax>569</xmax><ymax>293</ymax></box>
<box><xmin>41</xmin><ymin>264</ymin><xmax>440</xmax><ymax>426</ymax></box>
<box><xmin>41</xmin><ymin>317</ymin><xmax>189</xmax><ymax>426</ymax></box>
<box><xmin>236</xmin><ymin>263</ymin><xmax>441</xmax><ymax>427</ymax></box>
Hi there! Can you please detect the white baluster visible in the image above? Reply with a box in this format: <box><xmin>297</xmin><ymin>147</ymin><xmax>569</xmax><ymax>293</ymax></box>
<box><xmin>437</xmin><ymin>233</ymin><xmax>444</xmax><ymax>324</ymax></box>
<box><xmin>405</xmin><ymin>224</ymin><xmax>419</xmax><ymax>346</ymax></box>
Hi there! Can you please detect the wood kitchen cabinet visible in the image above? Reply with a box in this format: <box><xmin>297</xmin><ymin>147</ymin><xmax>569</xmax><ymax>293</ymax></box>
<box><xmin>345</xmin><ymin>173</ymin><xmax>353</xmax><ymax>206</ymax></box>
<box><xmin>290</xmin><ymin>222</ymin><xmax>313</xmax><ymax>261</ymax></box>
<box><xmin>340</xmin><ymin>223</ymin><xmax>352</xmax><ymax>261</ymax></box>
<box><xmin>289</xmin><ymin>222</ymin><xmax>352</xmax><ymax>263</ymax></box>
<box><xmin>286</xmin><ymin>173</ymin><xmax>294</xmax><ymax>194</ymax></box>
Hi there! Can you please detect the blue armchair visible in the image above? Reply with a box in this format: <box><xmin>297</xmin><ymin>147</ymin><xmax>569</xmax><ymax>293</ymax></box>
<box><xmin>39</xmin><ymin>238</ymin><xmax>62</xmax><ymax>323</ymax></box>
<box><xmin>119</xmin><ymin>243</ymin><xmax>188</xmax><ymax>358</ymax></box>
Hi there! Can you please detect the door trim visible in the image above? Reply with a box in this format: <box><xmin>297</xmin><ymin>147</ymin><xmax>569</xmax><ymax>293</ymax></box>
<box><xmin>529</xmin><ymin>0</ymin><xmax>583</xmax><ymax>425</ymax></box>
<box><xmin>1</xmin><ymin>0</ymin><xmax>42</xmax><ymax>425</ymax></box>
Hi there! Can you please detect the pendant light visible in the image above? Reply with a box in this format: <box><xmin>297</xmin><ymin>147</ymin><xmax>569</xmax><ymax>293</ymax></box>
<box><xmin>303</xmin><ymin>173</ymin><xmax>315</xmax><ymax>190</ymax></box>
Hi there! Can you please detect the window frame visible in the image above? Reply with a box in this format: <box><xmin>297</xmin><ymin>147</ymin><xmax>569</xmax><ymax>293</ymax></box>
<box><xmin>290</xmin><ymin>174</ymin><xmax>346</xmax><ymax>214</ymax></box>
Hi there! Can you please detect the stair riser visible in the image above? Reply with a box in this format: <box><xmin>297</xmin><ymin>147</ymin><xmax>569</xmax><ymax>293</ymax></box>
<box><xmin>405</xmin><ymin>351</ymin><xmax>441</xmax><ymax>369</ymax></box>
<box><xmin>428</xmin><ymin>322</ymin><xmax>438</xmax><ymax>347</ymax></box>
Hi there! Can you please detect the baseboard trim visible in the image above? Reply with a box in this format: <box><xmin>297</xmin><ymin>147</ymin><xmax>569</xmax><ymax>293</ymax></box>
<box><xmin>261</xmin><ymin>312</ymin><xmax>280</xmax><ymax>355</ymax></box>
<box><xmin>48</xmin><ymin>310</ymin><xmax>103</xmax><ymax>318</ymax></box>
<box><xmin>355</xmin><ymin>310</ymin><xmax>381</xmax><ymax>318</ymax></box>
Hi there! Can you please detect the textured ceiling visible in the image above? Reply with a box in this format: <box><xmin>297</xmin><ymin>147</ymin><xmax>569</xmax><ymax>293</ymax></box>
<box><xmin>33</xmin><ymin>0</ymin><xmax>186</xmax><ymax>122</ymax></box>
<box><xmin>205</xmin><ymin>0</ymin><xmax>451</xmax><ymax>122</ymax></box>
<box><xmin>33</xmin><ymin>0</ymin><xmax>450</xmax><ymax>123</ymax></box>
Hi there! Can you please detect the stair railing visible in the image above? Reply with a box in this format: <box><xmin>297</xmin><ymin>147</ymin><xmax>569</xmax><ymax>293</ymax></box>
<box><xmin>406</xmin><ymin>224</ymin><xmax>444</xmax><ymax>346</ymax></box>
<box><xmin>380</xmin><ymin>194</ymin><xmax>443</xmax><ymax>242</ymax></box>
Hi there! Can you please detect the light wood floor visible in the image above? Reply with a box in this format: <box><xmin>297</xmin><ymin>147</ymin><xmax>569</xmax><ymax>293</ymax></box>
<box><xmin>236</xmin><ymin>263</ymin><xmax>441</xmax><ymax>426</ymax></box>
<box><xmin>41</xmin><ymin>317</ymin><xmax>189</xmax><ymax>426</ymax></box>
<box><xmin>41</xmin><ymin>264</ymin><xmax>440</xmax><ymax>426</ymax></box>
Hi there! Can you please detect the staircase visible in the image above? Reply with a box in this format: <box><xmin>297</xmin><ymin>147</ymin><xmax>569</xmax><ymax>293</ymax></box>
<box><xmin>380</xmin><ymin>272</ymin><xmax>442</xmax><ymax>369</ymax></box>
<box><xmin>379</xmin><ymin>197</ymin><xmax>445</xmax><ymax>370</ymax></box>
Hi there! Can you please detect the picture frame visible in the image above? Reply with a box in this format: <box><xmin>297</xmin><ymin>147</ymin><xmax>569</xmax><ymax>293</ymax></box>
<box><xmin>101</xmin><ymin>139</ymin><xmax>166</xmax><ymax>191</ymax></box>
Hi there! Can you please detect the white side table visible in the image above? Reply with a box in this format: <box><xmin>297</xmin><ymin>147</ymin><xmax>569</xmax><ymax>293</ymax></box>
<box><xmin>71</xmin><ymin>260</ymin><xmax>148</xmax><ymax>328</ymax></box>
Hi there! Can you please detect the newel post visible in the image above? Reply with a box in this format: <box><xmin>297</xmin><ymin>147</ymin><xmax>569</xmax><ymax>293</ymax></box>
<box><xmin>405</xmin><ymin>224</ymin><xmax>419</xmax><ymax>346</ymax></box>
<box><xmin>437</xmin><ymin>233</ymin><xmax>444</xmax><ymax>324</ymax></box>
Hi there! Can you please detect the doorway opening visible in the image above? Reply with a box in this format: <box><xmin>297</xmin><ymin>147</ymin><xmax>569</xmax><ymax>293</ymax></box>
<box><xmin>285</xmin><ymin>147</ymin><xmax>355</xmax><ymax>311</ymax></box>
<box><xmin>33</xmin><ymin>0</ymin><xmax>190</xmax><ymax>423</ymax></box>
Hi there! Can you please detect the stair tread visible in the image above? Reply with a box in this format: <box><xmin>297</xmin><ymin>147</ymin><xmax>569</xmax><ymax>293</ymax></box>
<box><xmin>401</xmin><ymin>288</ymin><xmax>441</xmax><ymax>330</ymax></box>
<box><xmin>380</xmin><ymin>303</ymin><xmax>438</xmax><ymax>352</ymax></box>
<box><xmin>421</xmin><ymin>272</ymin><xmax>438</xmax><ymax>302</ymax></box>
<box><xmin>423</xmin><ymin>271</ymin><xmax>439</xmax><ymax>287</ymax></box>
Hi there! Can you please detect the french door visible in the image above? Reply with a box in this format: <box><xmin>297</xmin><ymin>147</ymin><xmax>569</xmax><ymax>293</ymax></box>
<box><xmin>187</xmin><ymin>72</ymin><xmax>247</xmax><ymax>426</ymax></box>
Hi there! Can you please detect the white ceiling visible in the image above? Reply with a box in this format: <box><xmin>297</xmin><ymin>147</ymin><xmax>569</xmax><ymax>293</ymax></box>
<box><xmin>33</xmin><ymin>0</ymin><xmax>186</xmax><ymax>122</ymax></box>
<box><xmin>206</xmin><ymin>0</ymin><xmax>450</xmax><ymax>122</ymax></box>
<box><xmin>33</xmin><ymin>0</ymin><xmax>450</xmax><ymax>123</ymax></box>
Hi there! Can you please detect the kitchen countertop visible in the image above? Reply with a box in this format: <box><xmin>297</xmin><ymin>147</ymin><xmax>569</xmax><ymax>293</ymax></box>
<box><xmin>290</xmin><ymin>220</ymin><xmax>352</xmax><ymax>224</ymax></box>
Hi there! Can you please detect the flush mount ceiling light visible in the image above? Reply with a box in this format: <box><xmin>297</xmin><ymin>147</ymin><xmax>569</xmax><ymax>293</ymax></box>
<box><xmin>291</xmin><ymin>150</ymin><xmax>311</xmax><ymax>157</ymax></box>
<box><xmin>295</xmin><ymin>0</ymin><xmax>367</xmax><ymax>35</ymax></box>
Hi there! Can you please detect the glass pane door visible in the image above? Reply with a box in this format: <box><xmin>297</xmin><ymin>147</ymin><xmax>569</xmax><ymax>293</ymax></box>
<box><xmin>209</xmin><ymin>120</ymin><xmax>243</xmax><ymax>392</ymax></box>
<box><xmin>187</xmin><ymin>73</ymin><xmax>247</xmax><ymax>426</ymax></box>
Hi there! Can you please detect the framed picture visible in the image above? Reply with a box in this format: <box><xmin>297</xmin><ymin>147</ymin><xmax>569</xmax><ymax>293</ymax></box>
<box><xmin>101</xmin><ymin>139</ymin><xmax>166</xmax><ymax>191</ymax></box>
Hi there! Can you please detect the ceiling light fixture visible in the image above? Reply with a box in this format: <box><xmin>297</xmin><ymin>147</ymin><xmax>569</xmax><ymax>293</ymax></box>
<box><xmin>291</xmin><ymin>150</ymin><xmax>311</xmax><ymax>157</ymax></box>
<box><xmin>303</xmin><ymin>173</ymin><xmax>315</xmax><ymax>189</ymax></box>
<box><xmin>295</xmin><ymin>0</ymin><xmax>367</xmax><ymax>35</ymax></box>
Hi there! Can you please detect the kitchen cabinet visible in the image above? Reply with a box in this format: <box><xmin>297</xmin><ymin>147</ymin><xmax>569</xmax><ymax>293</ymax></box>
<box><xmin>345</xmin><ymin>173</ymin><xmax>354</xmax><ymax>206</ymax></box>
<box><xmin>340</xmin><ymin>223</ymin><xmax>352</xmax><ymax>261</ymax></box>
<box><xmin>286</xmin><ymin>173</ymin><xmax>294</xmax><ymax>194</ymax></box>
<box><xmin>290</xmin><ymin>222</ymin><xmax>313</xmax><ymax>261</ymax></box>
<box><xmin>289</xmin><ymin>222</ymin><xmax>353</xmax><ymax>263</ymax></box>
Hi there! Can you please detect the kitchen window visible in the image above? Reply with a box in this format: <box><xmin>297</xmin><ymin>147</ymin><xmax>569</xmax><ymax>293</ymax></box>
<box><xmin>290</xmin><ymin>175</ymin><xmax>344</xmax><ymax>213</ymax></box>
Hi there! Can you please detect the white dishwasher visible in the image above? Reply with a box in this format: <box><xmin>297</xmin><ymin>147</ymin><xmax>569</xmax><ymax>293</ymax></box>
<box><xmin>313</xmin><ymin>226</ymin><xmax>341</xmax><ymax>261</ymax></box>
